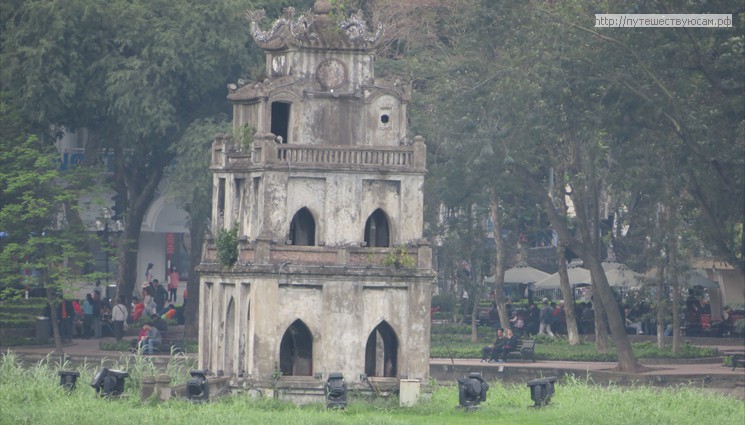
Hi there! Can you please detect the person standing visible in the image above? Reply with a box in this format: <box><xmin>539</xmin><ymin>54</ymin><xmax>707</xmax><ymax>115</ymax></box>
<box><xmin>111</xmin><ymin>296</ymin><xmax>128</xmax><ymax>341</ymax></box>
<box><xmin>92</xmin><ymin>291</ymin><xmax>103</xmax><ymax>338</ymax></box>
<box><xmin>153</xmin><ymin>279</ymin><xmax>168</xmax><ymax>314</ymax></box>
<box><xmin>143</xmin><ymin>287</ymin><xmax>157</xmax><ymax>317</ymax></box>
<box><xmin>167</xmin><ymin>266</ymin><xmax>179</xmax><ymax>303</ymax></box>
<box><xmin>539</xmin><ymin>299</ymin><xmax>555</xmax><ymax>338</ymax></box>
<box><xmin>82</xmin><ymin>294</ymin><xmax>94</xmax><ymax>338</ymax></box>
<box><xmin>145</xmin><ymin>262</ymin><xmax>154</xmax><ymax>285</ymax></box>
<box><xmin>526</xmin><ymin>302</ymin><xmax>540</xmax><ymax>336</ymax></box>
<box><xmin>93</xmin><ymin>280</ymin><xmax>103</xmax><ymax>299</ymax></box>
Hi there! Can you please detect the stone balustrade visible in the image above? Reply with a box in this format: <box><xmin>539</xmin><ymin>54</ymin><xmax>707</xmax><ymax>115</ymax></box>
<box><xmin>202</xmin><ymin>240</ymin><xmax>432</xmax><ymax>271</ymax></box>
<box><xmin>211</xmin><ymin>134</ymin><xmax>426</xmax><ymax>171</ymax></box>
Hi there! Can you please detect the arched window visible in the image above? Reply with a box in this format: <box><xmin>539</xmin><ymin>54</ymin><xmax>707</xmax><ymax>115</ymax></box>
<box><xmin>364</xmin><ymin>208</ymin><xmax>390</xmax><ymax>247</ymax></box>
<box><xmin>279</xmin><ymin>319</ymin><xmax>313</xmax><ymax>376</ymax></box>
<box><xmin>289</xmin><ymin>207</ymin><xmax>315</xmax><ymax>246</ymax></box>
<box><xmin>364</xmin><ymin>321</ymin><xmax>398</xmax><ymax>377</ymax></box>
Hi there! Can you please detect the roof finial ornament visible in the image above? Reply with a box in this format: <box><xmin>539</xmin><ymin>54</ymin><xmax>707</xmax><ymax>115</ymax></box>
<box><xmin>314</xmin><ymin>1</ymin><xmax>331</xmax><ymax>15</ymax></box>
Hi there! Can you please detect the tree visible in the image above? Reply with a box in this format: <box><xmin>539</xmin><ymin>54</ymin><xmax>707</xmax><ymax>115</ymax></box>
<box><xmin>168</xmin><ymin>117</ymin><xmax>232</xmax><ymax>337</ymax></box>
<box><xmin>2</xmin><ymin>0</ymin><xmax>263</xmax><ymax>304</ymax></box>
<box><xmin>0</xmin><ymin>102</ymin><xmax>95</xmax><ymax>353</ymax></box>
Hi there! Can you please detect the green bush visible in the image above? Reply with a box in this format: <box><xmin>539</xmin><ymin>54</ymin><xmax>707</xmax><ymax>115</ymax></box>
<box><xmin>431</xmin><ymin>294</ymin><xmax>453</xmax><ymax>312</ymax></box>
<box><xmin>734</xmin><ymin>318</ymin><xmax>745</xmax><ymax>336</ymax></box>
<box><xmin>216</xmin><ymin>224</ymin><xmax>239</xmax><ymax>266</ymax></box>
<box><xmin>0</xmin><ymin>299</ymin><xmax>45</xmax><ymax>328</ymax></box>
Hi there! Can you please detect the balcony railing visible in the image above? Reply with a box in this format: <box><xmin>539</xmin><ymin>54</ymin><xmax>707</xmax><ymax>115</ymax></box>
<box><xmin>202</xmin><ymin>240</ymin><xmax>432</xmax><ymax>271</ymax></box>
<box><xmin>212</xmin><ymin>134</ymin><xmax>427</xmax><ymax>171</ymax></box>
<box><xmin>275</xmin><ymin>145</ymin><xmax>413</xmax><ymax>167</ymax></box>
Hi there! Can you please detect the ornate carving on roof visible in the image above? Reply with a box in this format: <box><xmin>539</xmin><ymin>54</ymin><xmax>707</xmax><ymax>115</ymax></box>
<box><xmin>340</xmin><ymin>12</ymin><xmax>383</xmax><ymax>44</ymax></box>
<box><xmin>245</xmin><ymin>9</ymin><xmax>291</xmax><ymax>50</ymax></box>
<box><xmin>289</xmin><ymin>11</ymin><xmax>319</xmax><ymax>43</ymax></box>
<box><xmin>245</xmin><ymin>7</ymin><xmax>382</xmax><ymax>51</ymax></box>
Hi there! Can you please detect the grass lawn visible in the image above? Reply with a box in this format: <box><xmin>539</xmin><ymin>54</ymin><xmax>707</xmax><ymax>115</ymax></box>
<box><xmin>1</xmin><ymin>351</ymin><xmax>741</xmax><ymax>425</ymax></box>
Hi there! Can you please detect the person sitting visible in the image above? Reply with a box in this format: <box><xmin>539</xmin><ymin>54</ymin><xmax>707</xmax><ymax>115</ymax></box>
<box><xmin>487</xmin><ymin>328</ymin><xmax>508</xmax><ymax>363</ymax></box>
<box><xmin>161</xmin><ymin>304</ymin><xmax>177</xmax><ymax>320</ymax></box>
<box><xmin>143</xmin><ymin>323</ymin><xmax>162</xmax><ymax>355</ymax></box>
<box><xmin>498</xmin><ymin>328</ymin><xmax>520</xmax><ymax>362</ymax></box>
<box><xmin>624</xmin><ymin>306</ymin><xmax>643</xmax><ymax>334</ymax></box>
<box><xmin>131</xmin><ymin>298</ymin><xmax>145</xmax><ymax>322</ymax></box>
<box><xmin>132</xmin><ymin>323</ymin><xmax>150</xmax><ymax>352</ymax></box>
<box><xmin>481</xmin><ymin>328</ymin><xmax>505</xmax><ymax>362</ymax></box>
<box><xmin>150</xmin><ymin>313</ymin><xmax>168</xmax><ymax>332</ymax></box>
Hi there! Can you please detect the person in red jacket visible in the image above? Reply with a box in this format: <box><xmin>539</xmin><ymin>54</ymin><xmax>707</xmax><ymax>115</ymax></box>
<box><xmin>132</xmin><ymin>298</ymin><xmax>145</xmax><ymax>322</ymax></box>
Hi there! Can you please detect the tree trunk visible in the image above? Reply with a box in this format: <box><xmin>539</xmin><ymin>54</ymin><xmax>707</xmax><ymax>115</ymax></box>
<box><xmin>184</xmin><ymin>221</ymin><xmax>206</xmax><ymax>339</ymax></box>
<box><xmin>655</xmin><ymin>203</ymin><xmax>669</xmax><ymax>349</ymax></box>
<box><xmin>556</xmin><ymin>244</ymin><xmax>580</xmax><ymax>344</ymax></box>
<box><xmin>114</xmin><ymin>165</ymin><xmax>163</xmax><ymax>305</ymax></box>
<box><xmin>586</xmin><ymin>258</ymin><xmax>639</xmax><ymax>371</ymax></box>
<box><xmin>489</xmin><ymin>192</ymin><xmax>510</xmax><ymax>329</ymax></box>
<box><xmin>670</xmin><ymin>232</ymin><xmax>682</xmax><ymax>353</ymax></box>
<box><xmin>592</xmin><ymin>285</ymin><xmax>610</xmax><ymax>352</ymax></box>
<box><xmin>45</xmin><ymin>288</ymin><xmax>63</xmax><ymax>354</ymax></box>
<box><xmin>470</xmin><ymin>288</ymin><xmax>480</xmax><ymax>343</ymax></box>
<box><xmin>655</xmin><ymin>263</ymin><xmax>666</xmax><ymax>349</ymax></box>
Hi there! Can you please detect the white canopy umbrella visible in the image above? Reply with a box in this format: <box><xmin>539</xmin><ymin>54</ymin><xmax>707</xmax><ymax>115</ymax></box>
<box><xmin>485</xmin><ymin>262</ymin><xmax>550</xmax><ymax>285</ymax></box>
<box><xmin>643</xmin><ymin>269</ymin><xmax>719</xmax><ymax>289</ymax></box>
<box><xmin>534</xmin><ymin>261</ymin><xmax>643</xmax><ymax>290</ymax></box>
<box><xmin>681</xmin><ymin>270</ymin><xmax>719</xmax><ymax>288</ymax></box>
<box><xmin>533</xmin><ymin>263</ymin><xmax>591</xmax><ymax>290</ymax></box>
<box><xmin>603</xmin><ymin>263</ymin><xmax>644</xmax><ymax>288</ymax></box>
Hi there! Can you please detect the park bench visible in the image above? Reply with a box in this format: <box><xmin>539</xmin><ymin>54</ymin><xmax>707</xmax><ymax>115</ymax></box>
<box><xmin>482</xmin><ymin>338</ymin><xmax>537</xmax><ymax>362</ymax></box>
<box><xmin>155</xmin><ymin>330</ymin><xmax>185</xmax><ymax>354</ymax></box>
<box><xmin>513</xmin><ymin>338</ymin><xmax>536</xmax><ymax>362</ymax></box>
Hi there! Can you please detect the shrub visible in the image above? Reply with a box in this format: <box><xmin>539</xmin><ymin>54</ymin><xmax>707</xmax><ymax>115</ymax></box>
<box><xmin>734</xmin><ymin>318</ymin><xmax>745</xmax><ymax>336</ymax></box>
<box><xmin>431</xmin><ymin>294</ymin><xmax>454</xmax><ymax>312</ymax></box>
<box><xmin>382</xmin><ymin>245</ymin><xmax>416</xmax><ymax>269</ymax></box>
<box><xmin>216</xmin><ymin>224</ymin><xmax>239</xmax><ymax>266</ymax></box>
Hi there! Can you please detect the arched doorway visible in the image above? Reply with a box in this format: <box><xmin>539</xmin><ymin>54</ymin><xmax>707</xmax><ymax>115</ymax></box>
<box><xmin>364</xmin><ymin>208</ymin><xmax>390</xmax><ymax>247</ymax></box>
<box><xmin>279</xmin><ymin>319</ymin><xmax>313</xmax><ymax>376</ymax></box>
<box><xmin>289</xmin><ymin>207</ymin><xmax>315</xmax><ymax>246</ymax></box>
<box><xmin>365</xmin><ymin>321</ymin><xmax>398</xmax><ymax>377</ymax></box>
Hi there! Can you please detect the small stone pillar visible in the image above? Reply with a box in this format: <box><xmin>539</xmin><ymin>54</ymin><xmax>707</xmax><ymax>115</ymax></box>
<box><xmin>399</xmin><ymin>379</ymin><xmax>420</xmax><ymax>407</ymax></box>
<box><xmin>141</xmin><ymin>375</ymin><xmax>156</xmax><ymax>402</ymax></box>
<box><xmin>155</xmin><ymin>374</ymin><xmax>172</xmax><ymax>402</ymax></box>
<box><xmin>417</xmin><ymin>239</ymin><xmax>432</xmax><ymax>269</ymax></box>
<box><xmin>412</xmin><ymin>135</ymin><xmax>426</xmax><ymax>168</ymax></box>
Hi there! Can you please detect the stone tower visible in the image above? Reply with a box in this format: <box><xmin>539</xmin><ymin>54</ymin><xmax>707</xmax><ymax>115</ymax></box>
<box><xmin>198</xmin><ymin>2</ymin><xmax>434</xmax><ymax>396</ymax></box>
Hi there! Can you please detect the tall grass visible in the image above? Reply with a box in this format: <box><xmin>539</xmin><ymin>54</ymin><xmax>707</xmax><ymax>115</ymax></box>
<box><xmin>1</xmin><ymin>350</ymin><xmax>740</xmax><ymax>425</ymax></box>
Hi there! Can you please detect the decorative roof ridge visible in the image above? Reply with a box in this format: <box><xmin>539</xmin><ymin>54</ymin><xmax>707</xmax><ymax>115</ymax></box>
<box><xmin>245</xmin><ymin>6</ymin><xmax>383</xmax><ymax>51</ymax></box>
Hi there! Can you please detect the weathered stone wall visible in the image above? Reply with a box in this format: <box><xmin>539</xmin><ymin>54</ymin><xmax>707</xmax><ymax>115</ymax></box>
<box><xmin>198</xmin><ymin>271</ymin><xmax>432</xmax><ymax>383</ymax></box>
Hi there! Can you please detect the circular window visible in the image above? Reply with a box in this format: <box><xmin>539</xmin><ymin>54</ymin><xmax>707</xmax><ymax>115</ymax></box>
<box><xmin>380</xmin><ymin>114</ymin><xmax>390</xmax><ymax>124</ymax></box>
<box><xmin>316</xmin><ymin>59</ymin><xmax>347</xmax><ymax>90</ymax></box>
